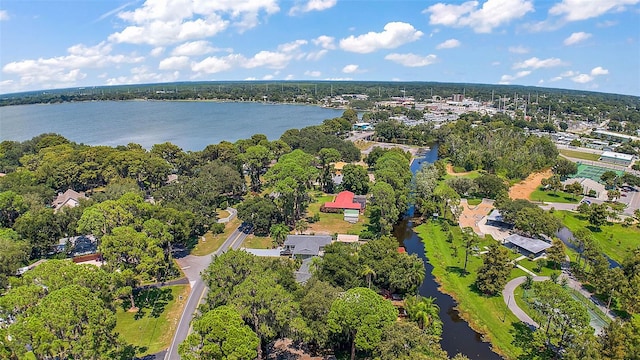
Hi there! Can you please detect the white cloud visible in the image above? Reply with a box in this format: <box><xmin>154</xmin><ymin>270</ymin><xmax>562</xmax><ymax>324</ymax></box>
<box><xmin>172</xmin><ymin>40</ymin><xmax>217</xmax><ymax>56</ymax></box>
<box><xmin>2</xmin><ymin>42</ymin><xmax>143</xmax><ymax>88</ymax></box>
<box><xmin>567</xmin><ymin>66</ymin><xmax>608</xmax><ymax>83</ymax></box>
<box><xmin>549</xmin><ymin>0</ymin><xmax>640</xmax><ymax>22</ymax></box>
<box><xmin>244</xmin><ymin>51</ymin><xmax>291</xmax><ymax>69</ymax></box>
<box><xmin>312</xmin><ymin>35</ymin><xmax>336</xmax><ymax>49</ymax></box>
<box><xmin>508</xmin><ymin>45</ymin><xmax>529</xmax><ymax>54</ymax></box>
<box><xmin>324</xmin><ymin>77</ymin><xmax>352</xmax><ymax>81</ymax></box>
<box><xmin>597</xmin><ymin>20</ymin><xmax>618</xmax><ymax>27</ymax></box>
<box><xmin>385</xmin><ymin>53</ymin><xmax>438</xmax><ymax>67</ymax></box>
<box><xmin>560</xmin><ymin>70</ymin><xmax>578</xmax><ymax>77</ymax></box>
<box><xmin>110</xmin><ymin>0</ymin><xmax>281</xmax><ymax>45</ymax></box>
<box><xmin>150</xmin><ymin>47</ymin><xmax>165</xmax><ymax>57</ymax></box>
<box><xmin>191</xmin><ymin>54</ymin><xmax>242</xmax><ymax>74</ymax></box>
<box><xmin>278</xmin><ymin>39</ymin><xmax>308</xmax><ymax>53</ymax></box>
<box><xmin>424</xmin><ymin>0</ymin><xmax>534</xmax><ymax>33</ymax></box>
<box><xmin>550</xmin><ymin>76</ymin><xmax>563</xmax><ymax>82</ymax></box>
<box><xmin>499</xmin><ymin>70</ymin><xmax>532</xmax><ymax>84</ymax></box>
<box><xmin>285</xmin><ymin>74</ymin><xmax>294</xmax><ymax>80</ymax></box>
<box><xmin>306</xmin><ymin>49</ymin><xmax>328</xmax><ymax>61</ymax></box>
<box><xmin>289</xmin><ymin>0</ymin><xmax>337</xmax><ymax>15</ymax></box>
<box><xmin>342</xmin><ymin>64</ymin><xmax>359</xmax><ymax>73</ymax></box>
<box><xmin>513</xmin><ymin>57</ymin><xmax>566</xmax><ymax>69</ymax></box>
<box><xmin>106</xmin><ymin>65</ymin><xmax>180</xmax><ymax>85</ymax></box>
<box><xmin>339</xmin><ymin>22</ymin><xmax>423</xmax><ymax>53</ymax></box>
<box><xmin>109</xmin><ymin>16</ymin><xmax>229</xmax><ymax>46</ymax></box>
<box><xmin>158</xmin><ymin>56</ymin><xmax>190</xmax><ymax>70</ymax></box>
<box><xmin>590</xmin><ymin>66</ymin><xmax>609</xmax><ymax>75</ymax></box>
<box><xmin>571</xmin><ymin>73</ymin><xmax>593</xmax><ymax>83</ymax></box>
<box><xmin>304</xmin><ymin>70</ymin><xmax>321</xmax><ymax>77</ymax></box>
<box><xmin>491</xmin><ymin>61</ymin><xmax>501</xmax><ymax>66</ymax></box>
<box><xmin>263</xmin><ymin>74</ymin><xmax>274</xmax><ymax>80</ymax></box>
<box><xmin>0</xmin><ymin>10</ymin><xmax>9</xmax><ymax>21</ymax></box>
<box><xmin>564</xmin><ymin>32</ymin><xmax>592</xmax><ymax>45</ymax></box>
<box><xmin>436</xmin><ymin>39</ymin><xmax>461</xmax><ymax>49</ymax></box>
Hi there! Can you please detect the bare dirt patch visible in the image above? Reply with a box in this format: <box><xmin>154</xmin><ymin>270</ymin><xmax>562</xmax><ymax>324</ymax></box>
<box><xmin>458</xmin><ymin>199</ymin><xmax>494</xmax><ymax>234</ymax></box>
<box><xmin>267</xmin><ymin>338</ymin><xmax>324</xmax><ymax>360</ymax></box>
<box><xmin>509</xmin><ymin>169</ymin><xmax>553</xmax><ymax>200</ymax></box>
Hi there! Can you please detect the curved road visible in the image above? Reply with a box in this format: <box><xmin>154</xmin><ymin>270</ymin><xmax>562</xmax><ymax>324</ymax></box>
<box><xmin>502</xmin><ymin>276</ymin><xmax>549</xmax><ymax>328</ymax></box>
<box><xmin>165</xmin><ymin>222</ymin><xmax>251</xmax><ymax>360</ymax></box>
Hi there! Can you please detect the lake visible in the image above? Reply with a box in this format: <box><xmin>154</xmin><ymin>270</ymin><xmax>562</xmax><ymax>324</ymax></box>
<box><xmin>0</xmin><ymin>101</ymin><xmax>345</xmax><ymax>151</ymax></box>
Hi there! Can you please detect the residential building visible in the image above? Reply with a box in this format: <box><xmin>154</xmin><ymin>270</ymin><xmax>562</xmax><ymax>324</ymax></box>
<box><xmin>282</xmin><ymin>235</ymin><xmax>333</xmax><ymax>259</ymax></box>
<box><xmin>52</xmin><ymin>189</ymin><xmax>87</xmax><ymax>212</ymax></box>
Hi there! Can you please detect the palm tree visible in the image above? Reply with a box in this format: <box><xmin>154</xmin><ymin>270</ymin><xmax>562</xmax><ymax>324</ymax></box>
<box><xmin>359</xmin><ymin>265</ymin><xmax>376</xmax><ymax>289</ymax></box>
<box><xmin>295</xmin><ymin>219</ymin><xmax>308</xmax><ymax>234</ymax></box>
<box><xmin>405</xmin><ymin>295</ymin><xmax>442</xmax><ymax>335</ymax></box>
<box><xmin>269</xmin><ymin>223</ymin><xmax>289</xmax><ymax>247</ymax></box>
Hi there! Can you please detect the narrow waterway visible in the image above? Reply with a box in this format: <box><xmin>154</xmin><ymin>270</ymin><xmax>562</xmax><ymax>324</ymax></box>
<box><xmin>394</xmin><ymin>145</ymin><xmax>502</xmax><ymax>359</ymax></box>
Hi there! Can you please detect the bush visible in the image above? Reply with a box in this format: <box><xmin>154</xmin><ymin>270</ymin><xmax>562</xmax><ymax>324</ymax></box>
<box><xmin>210</xmin><ymin>222</ymin><xmax>225</xmax><ymax>234</ymax></box>
<box><xmin>359</xmin><ymin>230</ymin><xmax>375</xmax><ymax>240</ymax></box>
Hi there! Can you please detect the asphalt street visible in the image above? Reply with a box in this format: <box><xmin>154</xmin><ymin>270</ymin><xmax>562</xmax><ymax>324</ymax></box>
<box><xmin>165</xmin><ymin>223</ymin><xmax>250</xmax><ymax>360</ymax></box>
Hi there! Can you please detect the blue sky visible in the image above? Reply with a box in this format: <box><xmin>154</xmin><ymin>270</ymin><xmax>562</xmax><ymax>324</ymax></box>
<box><xmin>1</xmin><ymin>0</ymin><xmax>639</xmax><ymax>95</ymax></box>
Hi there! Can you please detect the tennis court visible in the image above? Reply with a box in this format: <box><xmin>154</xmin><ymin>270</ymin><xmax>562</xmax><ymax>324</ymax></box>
<box><xmin>569</xmin><ymin>163</ymin><xmax>623</xmax><ymax>183</ymax></box>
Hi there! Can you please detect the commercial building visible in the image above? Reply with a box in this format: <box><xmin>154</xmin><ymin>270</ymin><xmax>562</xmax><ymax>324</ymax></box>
<box><xmin>599</xmin><ymin>151</ymin><xmax>634</xmax><ymax>166</ymax></box>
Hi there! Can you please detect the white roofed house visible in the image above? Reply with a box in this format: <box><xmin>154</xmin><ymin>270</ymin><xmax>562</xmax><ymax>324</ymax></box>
<box><xmin>52</xmin><ymin>189</ymin><xmax>87</xmax><ymax>212</ymax></box>
<box><xmin>599</xmin><ymin>151</ymin><xmax>634</xmax><ymax>166</ymax></box>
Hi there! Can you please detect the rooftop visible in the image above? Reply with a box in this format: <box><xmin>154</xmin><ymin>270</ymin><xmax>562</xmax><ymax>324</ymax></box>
<box><xmin>324</xmin><ymin>191</ymin><xmax>362</xmax><ymax>210</ymax></box>
<box><xmin>505</xmin><ymin>234</ymin><xmax>551</xmax><ymax>254</ymax></box>
<box><xmin>284</xmin><ymin>235</ymin><xmax>333</xmax><ymax>256</ymax></box>
<box><xmin>600</xmin><ymin>151</ymin><xmax>634</xmax><ymax>161</ymax></box>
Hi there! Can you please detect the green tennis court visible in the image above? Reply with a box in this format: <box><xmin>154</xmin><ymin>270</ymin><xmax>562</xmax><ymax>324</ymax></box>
<box><xmin>569</xmin><ymin>163</ymin><xmax>623</xmax><ymax>183</ymax></box>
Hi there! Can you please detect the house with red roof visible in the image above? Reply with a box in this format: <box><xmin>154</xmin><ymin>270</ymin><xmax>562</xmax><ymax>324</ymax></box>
<box><xmin>322</xmin><ymin>191</ymin><xmax>365</xmax><ymax>214</ymax></box>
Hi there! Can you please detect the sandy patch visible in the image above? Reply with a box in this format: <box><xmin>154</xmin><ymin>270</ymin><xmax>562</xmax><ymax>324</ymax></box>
<box><xmin>458</xmin><ymin>199</ymin><xmax>494</xmax><ymax>234</ymax></box>
<box><xmin>508</xmin><ymin>169</ymin><xmax>553</xmax><ymax>200</ymax></box>
<box><xmin>268</xmin><ymin>338</ymin><xmax>324</xmax><ymax>360</ymax></box>
<box><xmin>446</xmin><ymin>163</ymin><xmax>474</xmax><ymax>176</ymax></box>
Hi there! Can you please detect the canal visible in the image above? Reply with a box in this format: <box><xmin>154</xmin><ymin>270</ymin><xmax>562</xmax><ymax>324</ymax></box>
<box><xmin>394</xmin><ymin>144</ymin><xmax>502</xmax><ymax>359</ymax></box>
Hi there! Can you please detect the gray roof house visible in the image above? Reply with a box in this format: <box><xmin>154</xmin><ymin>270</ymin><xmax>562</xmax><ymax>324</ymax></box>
<box><xmin>282</xmin><ymin>235</ymin><xmax>333</xmax><ymax>259</ymax></box>
<box><xmin>505</xmin><ymin>234</ymin><xmax>551</xmax><ymax>258</ymax></box>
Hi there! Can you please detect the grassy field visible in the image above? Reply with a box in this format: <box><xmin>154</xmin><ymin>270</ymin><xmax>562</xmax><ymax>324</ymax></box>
<box><xmin>529</xmin><ymin>188</ymin><xmax>580</xmax><ymax>204</ymax></box>
<box><xmin>559</xmin><ymin>149</ymin><xmax>601</xmax><ymax>161</ymax></box>
<box><xmin>554</xmin><ymin>210</ymin><xmax>640</xmax><ymax>263</ymax></box>
<box><xmin>416</xmin><ymin>222</ymin><xmax>528</xmax><ymax>359</ymax></box>
<box><xmin>305</xmin><ymin>193</ymin><xmax>369</xmax><ymax>235</ymax></box>
<box><xmin>466</xmin><ymin>197</ymin><xmax>483</xmax><ymax>206</ymax></box>
<box><xmin>115</xmin><ymin>285</ymin><xmax>189</xmax><ymax>356</ymax></box>
<box><xmin>444</xmin><ymin>170</ymin><xmax>482</xmax><ymax>180</ymax></box>
<box><xmin>190</xmin><ymin>217</ymin><xmax>241</xmax><ymax>256</ymax></box>
<box><xmin>242</xmin><ymin>234</ymin><xmax>273</xmax><ymax>249</ymax></box>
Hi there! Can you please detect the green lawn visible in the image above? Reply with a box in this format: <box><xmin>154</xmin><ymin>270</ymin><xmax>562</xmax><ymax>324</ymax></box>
<box><xmin>191</xmin><ymin>217</ymin><xmax>241</xmax><ymax>256</ymax></box>
<box><xmin>115</xmin><ymin>285</ymin><xmax>189</xmax><ymax>356</ymax></box>
<box><xmin>444</xmin><ymin>171</ymin><xmax>482</xmax><ymax>180</ymax></box>
<box><xmin>559</xmin><ymin>149</ymin><xmax>601</xmax><ymax>161</ymax></box>
<box><xmin>242</xmin><ymin>235</ymin><xmax>274</xmax><ymax>249</ymax></box>
<box><xmin>416</xmin><ymin>222</ymin><xmax>527</xmax><ymax>359</ymax></box>
<box><xmin>466</xmin><ymin>197</ymin><xmax>483</xmax><ymax>206</ymax></box>
<box><xmin>554</xmin><ymin>210</ymin><xmax>640</xmax><ymax>263</ymax></box>
<box><xmin>529</xmin><ymin>188</ymin><xmax>580</xmax><ymax>204</ymax></box>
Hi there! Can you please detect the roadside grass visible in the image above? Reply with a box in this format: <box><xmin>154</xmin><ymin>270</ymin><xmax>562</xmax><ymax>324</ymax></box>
<box><xmin>553</xmin><ymin>210</ymin><xmax>640</xmax><ymax>263</ymax></box>
<box><xmin>353</xmin><ymin>140</ymin><xmax>375</xmax><ymax>151</ymax></box>
<box><xmin>217</xmin><ymin>209</ymin><xmax>230</xmax><ymax>219</ymax></box>
<box><xmin>242</xmin><ymin>235</ymin><xmax>273</xmax><ymax>249</ymax></box>
<box><xmin>516</xmin><ymin>258</ymin><xmax>560</xmax><ymax>277</ymax></box>
<box><xmin>559</xmin><ymin>149</ymin><xmax>601</xmax><ymax>161</ymax></box>
<box><xmin>305</xmin><ymin>193</ymin><xmax>369</xmax><ymax>235</ymax></box>
<box><xmin>116</xmin><ymin>285</ymin><xmax>189</xmax><ymax>356</ymax></box>
<box><xmin>529</xmin><ymin>188</ymin><xmax>580</xmax><ymax>204</ymax></box>
<box><xmin>190</xmin><ymin>217</ymin><xmax>241</xmax><ymax>256</ymax></box>
<box><xmin>416</xmin><ymin>222</ymin><xmax>525</xmax><ymax>359</ymax></box>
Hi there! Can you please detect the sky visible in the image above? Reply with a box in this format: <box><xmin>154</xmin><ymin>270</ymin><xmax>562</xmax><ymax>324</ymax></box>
<box><xmin>1</xmin><ymin>0</ymin><xmax>639</xmax><ymax>96</ymax></box>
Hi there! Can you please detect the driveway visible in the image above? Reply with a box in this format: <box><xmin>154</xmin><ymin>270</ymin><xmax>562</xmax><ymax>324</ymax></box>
<box><xmin>165</xmin><ymin>223</ymin><xmax>251</xmax><ymax>360</ymax></box>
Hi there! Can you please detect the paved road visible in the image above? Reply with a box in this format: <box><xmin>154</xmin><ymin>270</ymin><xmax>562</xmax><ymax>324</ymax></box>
<box><xmin>165</xmin><ymin>223</ymin><xmax>251</xmax><ymax>360</ymax></box>
<box><xmin>502</xmin><ymin>276</ymin><xmax>549</xmax><ymax>328</ymax></box>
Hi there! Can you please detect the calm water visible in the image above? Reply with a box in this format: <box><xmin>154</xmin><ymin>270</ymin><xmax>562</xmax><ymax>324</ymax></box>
<box><xmin>0</xmin><ymin>101</ymin><xmax>344</xmax><ymax>151</ymax></box>
<box><xmin>395</xmin><ymin>145</ymin><xmax>502</xmax><ymax>359</ymax></box>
